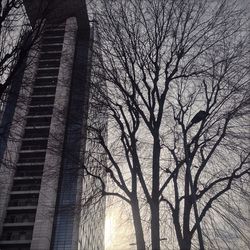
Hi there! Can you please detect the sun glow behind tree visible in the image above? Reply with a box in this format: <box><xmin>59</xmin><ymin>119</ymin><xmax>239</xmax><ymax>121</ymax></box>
<box><xmin>105</xmin><ymin>199</ymin><xmax>136</xmax><ymax>250</ymax></box>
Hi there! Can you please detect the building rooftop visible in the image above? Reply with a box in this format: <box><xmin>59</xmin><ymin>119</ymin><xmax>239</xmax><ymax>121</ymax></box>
<box><xmin>23</xmin><ymin>0</ymin><xmax>89</xmax><ymax>31</ymax></box>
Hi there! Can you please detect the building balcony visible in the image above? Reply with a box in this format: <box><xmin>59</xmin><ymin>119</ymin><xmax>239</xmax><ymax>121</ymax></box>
<box><xmin>28</xmin><ymin>104</ymin><xmax>55</xmax><ymax>110</ymax></box>
<box><xmin>4</xmin><ymin>210</ymin><xmax>36</xmax><ymax>224</ymax></box>
<box><xmin>38</xmin><ymin>64</ymin><xmax>60</xmax><ymax>70</ymax></box>
<box><xmin>18</xmin><ymin>150</ymin><xmax>46</xmax><ymax>158</ymax></box>
<box><xmin>3</xmin><ymin>222</ymin><xmax>34</xmax><ymax>227</ymax></box>
<box><xmin>43</xmin><ymin>29</ymin><xmax>65</xmax><ymax>37</ymax></box>
<box><xmin>27</xmin><ymin>106</ymin><xmax>53</xmax><ymax>117</ymax></box>
<box><xmin>34</xmin><ymin>76</ymin><xmax>57</xmax><ymax>86</ymax></box>
<box><xmin>8</xmin><ymin>199</ymin><xmax>38</xmax><ymax>207</ymax></box>
<box><xmin>25</xmin><ymin>114</ymin><xmax>52</xmax><ymax>119</ymax></box>
<box><xmin>41</xmin><ymin>44</ymin><xmax>63</xmax><ymax>53</ymax></box>
<box><xmin>15</xmin><ymin>165</ymin><xmax>44</xmax><ymax>178</ymax></box>
<box><xmin>0</xmin><ymin>240</ymin><xmax>31</xmax><ymax>245</ymax></box>
<box><xmin>31</xmin><ymin>90</ymin><xmax>56</xmax><ymax>97</ymax></box>
<box><xmin>23</xmin><ymin>127</ymin><xmax>50</xmax><ymax>138</ymax></box>
<box><xmin>11</xmin><ymin>179</ymin><xmax>41</xmax><ymax>192</ymax></box>
<box><xmin>16</xmin><ymin>162</ymin><xmax>44</xmax><ymax>167</ymax></box>
<box><xmin>42</xmin><ymin>35</ymin><xmax>64</xmax><ymax>43</ymax></box>
<box><xmin>20</xmin><ymin>141</ymin><xmax>48</xmax><ymax>151</ymax></box>
<box><xmin>10</xmin><ymin>190</ymin><xmax>40</xmax><ymax>195</ymax></box>
<box><xmin>36</xmin><ymin>68</ymin><xmax>59</xmax><ymax>78</ymax></box>
<box><xmin>26</xmin><ymin>116</ymin><xmax>51</xmax><ymax>127</ymax></box>
<box><xmin>7</xmin><ymin>206</ymin><xmax>37</xmax><ymax>211</ymax></box>
<box><xmin>39</xmin><ymin>52</ymin><xmax>62</xmax><ymax>60</ymax></box>
<box><xmin>30</xmin><ymin>96</ymin><xmax>55</xmax><ymax>107</ymax></box>
<box><xmin>14</xmin><ymin>176</ymin><xmax>42</xmax><ymax>180</ymax></box>
<box><xmin>19</xmin><ymin>149</ymin><xmax>47</xmax><ymax>153</ymax></box>
<box><xmin>11</xmin><ymin>185</ymin><xmax>41</xmax><ymax>192</ymax></box>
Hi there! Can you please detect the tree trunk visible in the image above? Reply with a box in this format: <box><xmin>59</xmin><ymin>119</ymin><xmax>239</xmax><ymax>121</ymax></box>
<box><xmin>151</xmin><ymin>201</ymin><xmax>160</xmax><ymax>250</ymax></box>
<box><xmin>180</xmin><ymin>237</ymin><xmax>192</xmax><ymax>250</ymax></box>
<box><xmin>182</xmin><ymin>166</ymin><xmax>192</xmax><ymax>250</ymax></box>
<box><xmin>151</xmin><ymin>133</ymin><xmax>161</xmax><ymax>250</ymax></box>
<box><xmin>131</xmin><ymin>197</ymin><xmax>146</xmax><ymax>250</ymax></box>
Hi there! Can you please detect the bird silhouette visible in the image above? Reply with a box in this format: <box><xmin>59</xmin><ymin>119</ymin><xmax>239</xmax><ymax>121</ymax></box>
<box><xmin>190</xmin><ymin>110</ymin><xmax>207</xmax><ymax>124</ymax></box>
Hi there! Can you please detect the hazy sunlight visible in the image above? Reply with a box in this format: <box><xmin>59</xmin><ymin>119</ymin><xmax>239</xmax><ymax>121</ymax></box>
<box><xmin>104</xmin><ymin>204</ymin><xmax>135</xmax><ymax>250</ymax></box>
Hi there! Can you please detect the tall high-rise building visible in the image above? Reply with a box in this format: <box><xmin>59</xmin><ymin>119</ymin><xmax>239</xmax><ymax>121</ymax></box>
<box><xmin>0</xmin><ymin>1</ymin><xmax>105</xmax><ymax>249</ymax></box>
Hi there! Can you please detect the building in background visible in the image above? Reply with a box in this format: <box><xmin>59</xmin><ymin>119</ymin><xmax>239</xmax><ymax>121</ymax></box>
<box><xmin>0</xmin><ymin>0</ymin><xmax>106</xmax><ymax>249</ymax></box>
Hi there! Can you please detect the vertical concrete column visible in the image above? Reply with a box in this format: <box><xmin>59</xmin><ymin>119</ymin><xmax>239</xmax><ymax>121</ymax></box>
<box><xmin>77</xmin><ymin>23</ymin><xmax>107</xmax><ymax>250</ymax></box>
<box><xmin>72</xmin><ymin>25</ymin><xmax>93</xmax><ymax>250</ymax></box>
<box><xmin>30</xmin><ymin>17</ymin><xmax>78</xmax><ymax>250</ymax></box>
<box><xmin>0</xmin><ymin>43</ymin><xmax>40</xmax><ymax>234</ymax></box>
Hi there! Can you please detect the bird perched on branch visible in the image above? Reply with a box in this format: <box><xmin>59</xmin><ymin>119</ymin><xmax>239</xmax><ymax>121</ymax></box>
<box><xmin>190</xmin><ymin>110</ymin><xmax>207</xmax><ymax>124</ymax></box>
<box><xmin>186</xmin><ymin>110</ymin><xmax>208</xmax><ymax>130</ymax></box>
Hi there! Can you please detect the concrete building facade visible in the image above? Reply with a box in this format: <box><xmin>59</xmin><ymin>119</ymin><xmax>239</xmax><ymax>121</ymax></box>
<box><xmin>0</xmin><ymin>1</ymin><xmax>105</xmax><ymax>249</ymax></box>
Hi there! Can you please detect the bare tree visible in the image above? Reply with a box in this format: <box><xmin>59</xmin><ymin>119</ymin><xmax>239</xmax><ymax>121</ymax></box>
<box><xmin>1</xmin><ymin>1</ymin><xmax>33</xmax><ymax>99</ymax></box>
<box><xmin>0</xmin><ymin>1</ymin><xmax>62</xmax><ymax>161</ymax></box>
<box><xmin>0</xmin><ymin>1</ymin><xmax>48</xmax><ymax>175</ymax></box>
<box><xmin>86</xmin><ymin>0</ymin><xmax>250</xmax><ymax>249</ymax></box>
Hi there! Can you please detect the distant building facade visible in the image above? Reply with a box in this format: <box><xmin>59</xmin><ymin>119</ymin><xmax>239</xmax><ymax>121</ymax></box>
<box><xmin>0</xmin><ymin>1</ymin><xmax>105</xmax><ymax>249</ymax></box>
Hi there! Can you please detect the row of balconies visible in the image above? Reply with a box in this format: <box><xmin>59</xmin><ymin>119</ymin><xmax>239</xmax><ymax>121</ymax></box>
<box><xmin>0</xmin><ymin>23</ymin><xmax>66</xmax><ymax>249</ymax></box>
<box><xmin>0</xmin><ymin>211</ymin><xmax>35</xmax><ymax>247</ymax></box>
